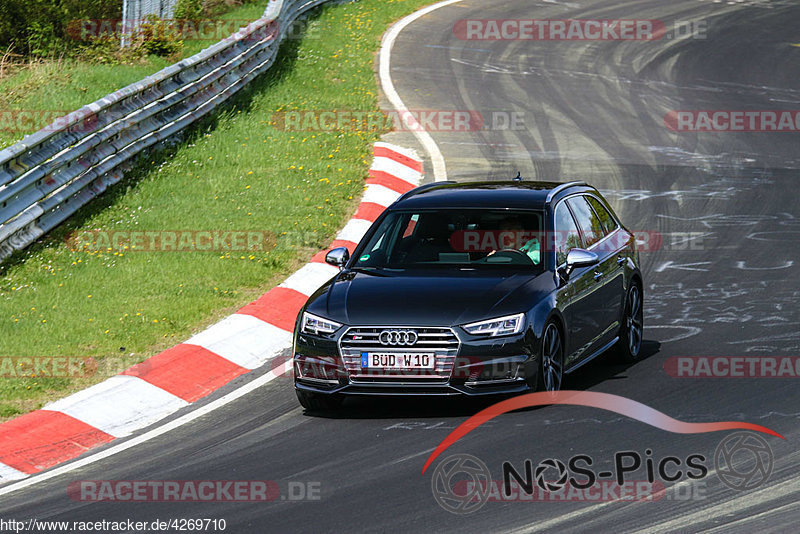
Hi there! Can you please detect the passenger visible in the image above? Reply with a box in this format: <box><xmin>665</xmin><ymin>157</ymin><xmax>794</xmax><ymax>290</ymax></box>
<box><xmin>489</xmin><ymin>216</ymin><xmax>540</xmax><ymax>264</ymax></box>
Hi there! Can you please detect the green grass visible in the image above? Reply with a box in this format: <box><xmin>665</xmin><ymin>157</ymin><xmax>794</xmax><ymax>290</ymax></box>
<box><xmin>0</xmin><ymin>0</ymin><xmax>433</xmax><ymax>420</ymax></box>
<box><xmin>0</xmin><ymin>58</ymin><xmax>171</xmax><ymax>148</ymax></box>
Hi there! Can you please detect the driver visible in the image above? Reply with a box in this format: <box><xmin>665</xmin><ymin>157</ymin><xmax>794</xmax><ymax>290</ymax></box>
<box><xmin>488</xmin><ymin>216</ymin><xmax>541</xmax><ymax>265</ymax></box>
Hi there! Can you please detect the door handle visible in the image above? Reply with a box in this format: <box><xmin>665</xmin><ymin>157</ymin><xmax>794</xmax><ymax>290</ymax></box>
<box><xmin>616</xmin><ymin>256</ymin><xmax>626</xmax><ymax>266</ymax></box>
<box><xmin>593</xmin><ymin>271</ymin><xmax>604</xmax><ymax>281</ymax></box>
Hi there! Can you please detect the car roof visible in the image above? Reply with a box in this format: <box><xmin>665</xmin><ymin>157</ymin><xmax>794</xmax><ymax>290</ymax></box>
<box><xmin>392</xmin><ymin>180</ymin><xmax>594</xmax><ymax>210</ymax></box>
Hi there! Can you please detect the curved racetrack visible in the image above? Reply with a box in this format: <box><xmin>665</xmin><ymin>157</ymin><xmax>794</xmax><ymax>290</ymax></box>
<box><xmin>2</xmin><ymin>0</ymin><xmax>799</xmax><ymax>531</ymax></box>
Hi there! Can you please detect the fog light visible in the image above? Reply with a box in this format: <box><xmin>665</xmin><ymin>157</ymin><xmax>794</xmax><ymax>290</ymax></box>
<box><xmin>465</xmin><ymin>361</ymin><xmax>521</xmax><ymax>385</ymax></box>
<box><xmin>294</xmin><ymin>354</ymin><xmax>344</xmax><ymax>383</ymax></box>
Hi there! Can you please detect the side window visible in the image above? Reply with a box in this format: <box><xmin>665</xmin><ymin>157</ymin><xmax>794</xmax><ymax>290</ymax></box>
<box><xmin>554</xmin><ymin>202</ymin><xmax>581</xmax><ymax>266</ymax></box>
<box><xmin>586</xmin><ymin>196</ymin><xmax>618</xmax><ymax>235</ymax></box>
<box><xmin>566</xmin><ymin>196</ymin><xmax>604</xmax><ymax>247</ymax></box>
<box><xmin>370</xmin><ymin>214</ymin><xmax>407</xmax><ymax>261</ymax></box>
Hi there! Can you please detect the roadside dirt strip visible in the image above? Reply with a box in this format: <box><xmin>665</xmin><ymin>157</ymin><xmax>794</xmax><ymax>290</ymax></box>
<box><xmin>0</xmin><ymin>142</ymin><xmax>422</xmax><ymax>482</ymax></box>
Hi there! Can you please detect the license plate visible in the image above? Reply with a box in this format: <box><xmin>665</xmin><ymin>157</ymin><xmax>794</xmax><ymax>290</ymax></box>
<box><xmin>361</xmin><ymin>352</ymin><xmax>434</xmax><ymax>369</ymax></box>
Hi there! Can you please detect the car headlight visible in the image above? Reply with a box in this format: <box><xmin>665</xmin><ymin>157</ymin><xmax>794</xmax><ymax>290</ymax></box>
<box><xmin>463</xmin><ymin>313</ymin><xmax>525</xmax><ymax>337</ymax></box>
<box><xmin>301</xmin><ymin>312</ymin><xmax>342</xmax><ymax>336</ymax></box>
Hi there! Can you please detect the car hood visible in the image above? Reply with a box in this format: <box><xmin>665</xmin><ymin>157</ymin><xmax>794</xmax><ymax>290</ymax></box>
<box><xmin>305</xmin><ymin>268</ymin><xmax>552</xmax><ymax>327</ymax></box>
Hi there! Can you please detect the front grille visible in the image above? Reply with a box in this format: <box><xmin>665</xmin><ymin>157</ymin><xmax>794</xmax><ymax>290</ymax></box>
<box><xmin>339</xmin><ymin>327</ymin><xmax>460</xmax><ymax>382</ymax></box>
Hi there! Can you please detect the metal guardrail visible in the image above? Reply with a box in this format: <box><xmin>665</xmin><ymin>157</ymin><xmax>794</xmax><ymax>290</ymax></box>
<box><xmin>0</xmin><ymin>0</ymin><xmax>329</xmax><ymax>263</ymax></box>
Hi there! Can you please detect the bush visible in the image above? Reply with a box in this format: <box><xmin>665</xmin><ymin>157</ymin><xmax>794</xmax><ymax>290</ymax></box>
<box><xmin>76</xmin><ymin>36</ymin><xmax>148</xmax><ymax>65</ymax></box>
<box><xmin>0</xmin><ymin>0</ymin><xmax>121</xmax><ymax>57</ymax></box>
<box><xmin>0</xmin><ymin>0</ymin><xmax>261</xmax><ymax>60</ymax></box>
<box><xmin>137</xmin><ymin>15</ymin><xmax>184</xmax><ymax>58</ymax></box>
<box><xmin>174</xmin><ymin>0</ymin><xmax>206</xmax><ymax>22</ymax></box>
<box><xmin>174</xmin><ymin>0</ymin><xmax>262</xmax><ymax>21</ymax></box>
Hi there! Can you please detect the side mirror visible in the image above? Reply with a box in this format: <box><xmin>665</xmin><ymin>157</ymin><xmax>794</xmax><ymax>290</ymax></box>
<box><xmin>325</xmin><ymin>247</ymin><xmax>350</xmax><ymax>268</ymax></box>
<box><xmin>558</xmin><ymin>248</ymin><xmax>599</xmax><ymax>283</ymax></box>
<box><xmin>566</xmin><ymin>248</ymin><xmax>599</xmax><ymax>271</ymax></box>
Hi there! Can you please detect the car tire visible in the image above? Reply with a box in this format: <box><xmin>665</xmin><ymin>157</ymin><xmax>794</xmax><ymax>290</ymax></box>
<box><xmin>616</xmin><ymin>282</ymin><xmax>644</xmax><ymax>362</ymax></box>
<box><xmin>536</xmin><ymin>321</ymin><xmax>564</xmax><ymax>392</ymax></box>
<box><xmin>296</xmin><ymin>389</ymin><xmax>344</xmax><ymax>412</ymax></box>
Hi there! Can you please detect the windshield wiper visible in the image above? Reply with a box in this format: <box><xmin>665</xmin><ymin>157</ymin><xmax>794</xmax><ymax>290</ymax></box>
<box><xmin>348</xmin><ymin>267</ymin><xmax>391</xmax><ymax>277</ymax></box>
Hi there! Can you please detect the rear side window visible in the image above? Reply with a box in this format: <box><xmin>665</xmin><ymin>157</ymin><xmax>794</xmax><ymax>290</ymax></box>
<box><xmin>566</xmin><ymin>196</ymin><xmax>604</xmax><ymax>247</ymax></box>
<box><xmin>586</xmin><ymin>196</ymin><xmax>618</xmax><ymax>235</ymax></box>
<box><xmin>554</xmin><ymin>202</ymin><xmax>581</xmax><ymax>266</ymax></box>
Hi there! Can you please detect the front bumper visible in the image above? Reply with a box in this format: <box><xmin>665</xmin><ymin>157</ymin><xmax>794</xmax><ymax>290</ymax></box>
<box><xmin>293</xmin><ymin>326</ymin><xmax>537</xmax><ymax>397</ymax></box>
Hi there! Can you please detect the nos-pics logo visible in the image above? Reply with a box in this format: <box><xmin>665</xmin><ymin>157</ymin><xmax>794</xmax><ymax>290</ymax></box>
<box><xmin>430</xmin><ymin>432</ymin><xmax>774</xmax><ymax>514</ymax></box>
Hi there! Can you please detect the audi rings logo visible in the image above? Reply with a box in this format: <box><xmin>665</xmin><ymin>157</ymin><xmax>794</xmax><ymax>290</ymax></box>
<box><xmin>379</xmin><ymin>329</ymin><xmax>418</xmax><ymax>346</ymax></box>
<box><xmin>714</xmin><ymin>432</ymin><xmax>774</xmax><ymax>491</ymax></box>
<box><xmin>431</xmin><ymin>454</ymin><xmax>491</xmax><ymax>514</ymax></box>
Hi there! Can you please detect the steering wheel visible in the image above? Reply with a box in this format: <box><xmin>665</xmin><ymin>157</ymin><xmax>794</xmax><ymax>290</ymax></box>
<box><xmin>497</xmin><ymin>248</ymin><xmax>529</xmax><ymax>259</ymax></box>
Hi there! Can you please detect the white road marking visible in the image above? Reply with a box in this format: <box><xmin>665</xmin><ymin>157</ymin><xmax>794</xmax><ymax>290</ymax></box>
<box><xmin>506</xmin><ymin>472</ymin><xmax>799</xmax><ymax>534</ymax></box>
<box><xmin>735</xmin><ymin>260</ymin><xmax>794</xmax><ymax>271</ymax></box>
<box><xmin>370</xmin><ymin>156</ymin><xmax>422</xmax><ymax>185</ymax></box>
<box><xmin>373</xmin><ymin>141</ymin><xmax>421</xmax><ymax>161</ymax></box>
<box><xmin>44</xmin><ymin>376</ymin><xmax>189</xmax><ymax>438</ymax></box>
<box><xmin>667</xmin><ymin>231</ymin><xmax>714</xmax><ymax>247</ymax></box>
<box><xmin>702</xmin><ymin>500</ymin><xmax>800</xmax><ymax>534</ymax></box>
<box><xmin>0</xmin><ymin>464</ymin><xmax>28</xmax><ymax>482</ymax></box>
<box><xmin>362</xmin><ymin>183</ymin><xmax>402</xmax><ymax>207</ymax></box>
<box><xmin>187</xmin><ymin>314</ymin><xmax>293</xmax><ymax>369</ymax></box>
<box><xmin>655</xmin><ymin>261</ymin><xmax>712</xmax><ymax>272</ymax></box>
<box><xmin>379</xmin><ymin>0</ymin><xmax>464</xmax><ymax>182</ymax></box>
<box><xmin>279</xmin><ymin>262</ymin><xmax>339</xmax><ymax>295</ymax></box>
<box><xmin>0</xmin><ymin>369</ymin><xmax>285</xmax><ymax>497</ymax></box>
<box><xmin>336</xmin><ymin>218</ymin><xmax>373</xmax><ymax>243</ymax></box>
<box><xmin>628</xmin><ymin>478</ymin><xmax>800</xmax><ymax>534</ymax></box>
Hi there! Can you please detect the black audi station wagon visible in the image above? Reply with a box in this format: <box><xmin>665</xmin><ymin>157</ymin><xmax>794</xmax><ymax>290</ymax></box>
<box><xmin>293</xmin><ymin>181</ymin><xmax>643</xmax><ymax>410</ymax></box>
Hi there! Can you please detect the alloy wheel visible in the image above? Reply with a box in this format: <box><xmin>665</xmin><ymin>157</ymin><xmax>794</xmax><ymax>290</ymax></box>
<box><xmin>541</xmin><ymin>323</ymin><xmax>563</xmax><ymax>391</ymax></box>
<box><xmin>626</xmin><ymin>285</ymin><xmax>643</xmax><ymax>357</ymax></box>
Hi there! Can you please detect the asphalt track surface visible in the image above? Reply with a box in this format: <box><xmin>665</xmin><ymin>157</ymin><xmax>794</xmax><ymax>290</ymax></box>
<box><xmin>2</xmin><ymin>0</ymin><xmax>800</xmax><ymax>532</ymax></box>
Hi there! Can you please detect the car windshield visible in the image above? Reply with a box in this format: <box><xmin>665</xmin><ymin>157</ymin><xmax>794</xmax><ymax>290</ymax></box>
<box><xmin>352</xmin><ymin>209</ymin><xmax>545</xmax><ymax>271</ymax></box>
